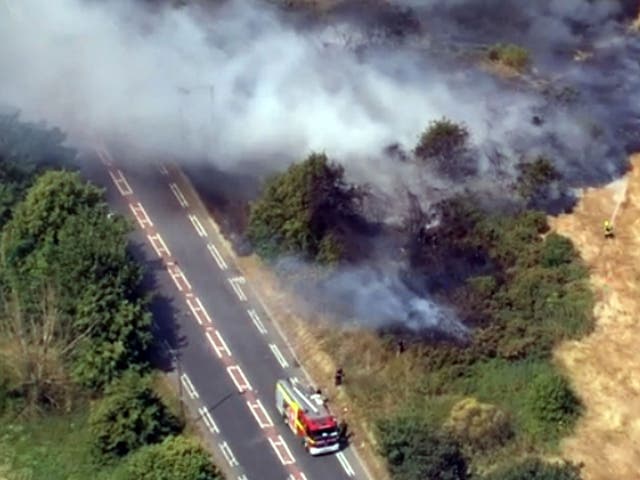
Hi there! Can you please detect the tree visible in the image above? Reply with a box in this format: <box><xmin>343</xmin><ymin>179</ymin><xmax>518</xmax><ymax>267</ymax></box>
<box><xmin>515</xmin><ymin>156</ymin><xmax>560</xmax><ymax>204</ymax></box>
<box><xmin>485</xmin><ymin>458</ymin><xmax>582</xmax><ymax>480</ymax></box>
<box><xmin>525</xmin><ymin>372</ymin><xmax>581</xmax><ymax>437</ymax></box>
<box><xmin>414</xmin><ymin>119</ymin><xmax>472</xmax><ymax>177</ymax></box>
<box><xmin>124</xmin><ymin>435</ymin><xmax>221</xmax><ymax>480</ymax></box>
<box><xmin>0</xmin><ymin>171</ymin><xmax>152</xmax><ymax>390</ymax></box>
<box><xmin>247</xmin><ymin>152</ymin><xmax>359</xmax><ymax>262</ymax></box>
<box><xmin>377</xmin><ymin>415</ymin><xmax>468</xmax><ymax>480</ymax></box>
<box><xmin>89</xmin><ymin>371</ymin><xmax>182</xmax><ymax>460</ymax></box>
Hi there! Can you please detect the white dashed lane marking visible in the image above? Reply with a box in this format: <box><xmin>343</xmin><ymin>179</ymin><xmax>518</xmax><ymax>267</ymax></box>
<box><xmin>108</xmin><ymin>169</ymin><xmax>133</xmax><ymax>196</ymax></box>
<box><xmin>185</xmin><ymin>294</ymin><xmax>212</xmax><ymax>324</ymax></box>
<box><xmin>147</xmin><ymin>233</ymin><xmax>171</xmax><ymax>258</ymax></box>
<box><xmin>158</xmin><ymin>164</ymin><xmax>169</xmax><ymax>176</ymax></box>
<box><xmin>336</xmin><ymin>452</ymin><xmax>355</xmax><ymax>477</ymax></box>
<box><xmin>207</xmin><ymin>243</ymin><xmax>228</xmax><ymax>270</ymax></box>
<box><xmin>247</xmin><ymin>309</ymin><xmax>267</xmax><ymax>334</ymax></box>
<box><xmin>247</xmin><ymin>399</ymin><xmax>274</xmax><ymax>429</ymax></box>
<box><xmin>220</xmin><ymin>441</ymin><xmax>239</xmax><ymax>467</ymax></box>
<box><xmin>229</xmin><ymin>277</ymin><xmax>248</xmax><ymax>301</ymax></box>
<box><xmin>169</xmin><ymin>182</ymin><xmax>189</xmax><ymax>208</ymax></box>
<box><xmin>227</xmin><ymin>365</ymin><xmax>252</xmax><ymax>393</ymax></box>
<box><xmin>180</xmin><ymin>373</ymin><xmax>199</xmax><ymax>399</ymax></box>
<box><xmin>268</xmin><ymin>436</ymin><xmax>296</xmax><ymax>466</ymax></box>
<box><xmin>198</xmin><ymin>406</ymin><xmax>219</xmax><ymax>434</ymax></box>
<box><xmin>129</xmin><ymin>202</ymin><xmax>153</xmax><ymax>228</ymax></box>
<box><xmin>269</xmin><ymin>344</ymin><xmax>289</xmax><ymax>369</ymax></box>
<box><xmin>188</xmin><ymin>214</ymin><xmax>207</xmax><ymax>237</ymax></box>
<box><xmin>206</xmin><ymin>329</ymin><xmax>232</xmax><ymax>358</ymax></box>
<box><xmin>166</xmin><ymin>262</ymin><xmax>191</xmax><ymax>292</ymax></box>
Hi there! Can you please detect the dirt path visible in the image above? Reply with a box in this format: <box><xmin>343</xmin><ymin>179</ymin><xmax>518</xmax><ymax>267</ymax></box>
<box><xmin>549</xmin><ymin>154</ymin><xmax>640</xmax><ymax>480</ymax></box>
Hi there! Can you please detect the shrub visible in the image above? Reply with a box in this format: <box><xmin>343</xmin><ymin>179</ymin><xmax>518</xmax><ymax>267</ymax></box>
<box><xmin>124</xmin><ymin>435</ymin><xmax>221</xmax><ymax>480</ymax></box>
<box><xmin>89</xmin><ymin>371</ymin><xmax>182</xmax><ymax>460</ymax></box>
<box><xmin>540</xmin><ymin>233</ymin><xmax>576</xmax><ymax>268</ymax></box>
<box><xmin>444</xmin><ymin>397</ymin><xmax>512</xmax><ymax>451</ymax></box>
<box><xmin>515</xmin><ymin>156</ymin><xmax>560</xmax><ymax>203</ymax></box>
<box><xmin>487</xmin><ymin>43</ymin><xmax>531</xmax><ymax>71</ymax></box>
<box><xmin>247</xmin><ymin>152</ymin><xmax>359</xmax><ymax>262</ymax></box>
<box><xmin>414</xmin><ymin>119</ymin><xmax>472</xmax><ymax>177</ymax></box>
<box><xmin>377</xmin><ymin>415</ymin><xmax>468</xmax><ymax>480</ymax></box>
<box><xmin>525</xmin><ymin>372</ymin><xmax>581</xmax><ymax>437</ymax></box>
<box><xmin>485</xmin><ymin>458</ymin><xmax>582</xmax><ymax>480</ymax></box>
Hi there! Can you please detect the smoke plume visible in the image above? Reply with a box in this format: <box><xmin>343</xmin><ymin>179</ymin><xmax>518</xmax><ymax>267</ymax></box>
<box><xmin>2</xmin><ymin>0</ymin><xmax>639</xmax><ymax>334</ymax></box>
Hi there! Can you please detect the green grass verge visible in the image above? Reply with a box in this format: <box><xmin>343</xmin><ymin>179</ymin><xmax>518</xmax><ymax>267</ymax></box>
<box><xmin>0</xmin><ymin>407</ymin><xmax>126</xmax><ymax>480</ymax></box>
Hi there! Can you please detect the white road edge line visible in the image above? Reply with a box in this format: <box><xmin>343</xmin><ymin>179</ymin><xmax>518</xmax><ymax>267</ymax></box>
<box><xmin>180</xmin><ymin>373</ymin><xmax>199</xmax><ymax>399</ymax></box>
<box><xmin>247</xmin><ymin>399</ymin><xmax>274</xmax><ymax>429</ymax></box>
<box><xmin>227</xmin><ymin>365</ymin><xmax>252</xmax><ymax>392</ymax></box>
<box><xmin>268</xmin><ymin>436</ymin><xmax>296</xmax><ymax>466</ymax></box>
<box><xmin>228</xmin><ymin>277</ymin><xmax>247</xmax><ymax>301</ymax></box>
<box><xmin>219</xmin><ymin>441</ymin><xmax>239</xmax><ymax>467</ymax></box>
<box><xmin>198</xmin><ymin>406</ymin><xmax>219</xmax><ymax>434</ymax></box>
<box><xmin>206</xmin><ymin>330</ymin><xmax>232</xmax><ymax>358</ymax></box>
<box><xmin>269</xmin><ymin>344</ymin><xmax>289</xmax><ymax>369</ymax></box>
<box><xmin>188</xmin><ymin>214</ymin><xmax>208</xmax><ymax>237</ymax></box>
<box><xmin>207</xmin><ymin>243</ymin><xmax>228</xmax><ymax>270</ymax></box>
<box><xmin>247</xmin><ymin>309</ymin><xmax>267</xmax><ymax>334</ymax></box>
<box><xmin>336</xmin><ymin>452</ymin><xmax>356</xmax><ymax>477</ymax></box>
<box><xmin>169</xmin><ymin>183</ymin><xmax>189</xmax><ymax>208</ymax></box>
<box><xmin>288</xmin><ymin>474</ymin><xmax>308</xmax><ymax>480</ymax></box>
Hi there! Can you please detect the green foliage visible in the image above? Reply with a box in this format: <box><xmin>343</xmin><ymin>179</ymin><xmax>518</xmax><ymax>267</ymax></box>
<box><xmin>524</xmin><ymin>372</ymin><xmax>581</xmax><ymax>438</ymax></box>
<box><xmin>444</xmin><ymin>397</ymin><xmax>512</xmax><ymax>452</ymax></box>
<box><xmin>485</xmin><ymin>458</ymin><xmax>583</xmax><ymax>480</ymax></box>
<box><xmin>540</xmin><ymin>233</ymin><xmax>576</xmax><ymax>268</ymax></box>
<box><xmin>247</xmin><ymin>152</ymin><xmax>357</xmax><ymax>262</ymax></box>
<box><xmin>414</xmin><ymin>118</ymin><xmax>471</xmax><ymax>177</ymax></box>
<box><xmin>1</xmin><ymin>170</ymin><xmax>152</xmax><ymax>391</ymax></box>
<box><xmin>487</xmin><ymin>43</ymin><xmax>531</xmax><ymax>71</ymax></box>
<box><xmin>89</xmin><ymin>371</ymin><xmax>182</xmax><ymax>460</ymax></box>
<box><xmin>124</xmin><ymin>436</ymin><xmax>221</xmax><ymax>480</ymax></box>
<box><xmin>377</xmin><ymin>415</ymin><xmax>468</xmax><ymax>480</ymax></box>
<box><xmin>515</xmin><ymin>156</ymin><xmax>560</xmax><ymax>203</ymax></box>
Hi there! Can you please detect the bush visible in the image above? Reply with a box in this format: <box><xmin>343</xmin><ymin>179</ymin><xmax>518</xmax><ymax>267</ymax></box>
<box><xmin>124</xmin><ymin>435</ymin><xmax>221</xmax><ymax>480</ymax></box>
<box><xmin>515</xmin><ymin>156</ymin><xmax>560</xmax><ymax>203</ymax></box>
<box><xmin>247</xmin><ymin>152</ymin><xmax>359</xmax><ymax>262</ymax></box>
<box><xmin>487</xmin><ymin>43</ymin><xmax>531</xmax><ymax>71</ymax></box>
<box><xmin>485</xmin><ymin>458</ymin><xmax>582</xmax><ymax>480</ymax></box>
<box><xmin>377</xmin><ymin>415</ymin><xmax>468</xmax><ymax>480</ymax></box>
<box><xmin>525</xmin><ymin>372</ymin><xmax>581</xmax><ymax>437</ymax></box>
<box><xmin>89</xmin><ymin>372</ymin><xmax>182</xmax><ymax>460</ymax></box>
<box><xmin>414</xmin><ymin>119</ymin><xmax>472</xmax><ymax>177</ymax></box>
<box><xmin>444</xmin><ymin>397</ymin><xmax>512</xmax><ymax>451</ymax></box>
<box><xmin>540</xmin><ymin>233</ymin><xmax>576</xmax><ymax>268</ymax></box>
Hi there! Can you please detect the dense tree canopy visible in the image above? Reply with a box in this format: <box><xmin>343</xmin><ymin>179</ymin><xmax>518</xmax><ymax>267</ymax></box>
<box><xmin>0</xmin><ymin>171</ymin><xmax>152</xmax><ymax>397</ymax></box>
<box><xmin>377</xmin><ymin>415</ymin><xmax>468</xmax><ymax>480</ymax></box>
<box><xmin>89</xmin><ymin>371</ymin><xmax>182</xmax><ymax>460</ymax></box>
<box><xmin>123</xmin><ymin>435</ymin><xmax>221</xmax><ymax>480</ymax></box>
<box><xmin>247</xmin><ymin>152</ymin><xmax>361</xmax><ymax>263</ymax></box>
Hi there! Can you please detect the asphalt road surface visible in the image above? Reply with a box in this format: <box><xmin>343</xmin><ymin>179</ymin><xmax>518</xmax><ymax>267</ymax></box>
<box><xmin>80</xmin><ymin>147</ymin><xmax>371</xmax><ymax>480</ymax></box>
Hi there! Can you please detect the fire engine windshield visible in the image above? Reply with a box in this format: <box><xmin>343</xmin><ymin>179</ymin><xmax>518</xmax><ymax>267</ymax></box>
<box><xmin>307</xmin><ymin>426</ymin><xmax>339</xmax><ymax>441</ymax></box>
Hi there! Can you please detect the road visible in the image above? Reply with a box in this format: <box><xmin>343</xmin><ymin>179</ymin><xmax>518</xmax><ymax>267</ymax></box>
<box><xmin>81</xmin><ymin>146</ymin><xmax>371</xmax><ymax>480</ymax></box>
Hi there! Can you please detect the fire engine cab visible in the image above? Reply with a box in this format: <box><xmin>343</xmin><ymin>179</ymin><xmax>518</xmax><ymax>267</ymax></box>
<box><xmin>275</xmin><ymin>378</ymin><xmax>341</xmax><ymax>455</ymax></box>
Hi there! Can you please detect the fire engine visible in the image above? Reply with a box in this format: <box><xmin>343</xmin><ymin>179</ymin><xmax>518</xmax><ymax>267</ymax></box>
<box><xmin>275</xmin><ymin>378</ymin><xmax>341</xmax><ymax>455</ymax></box>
